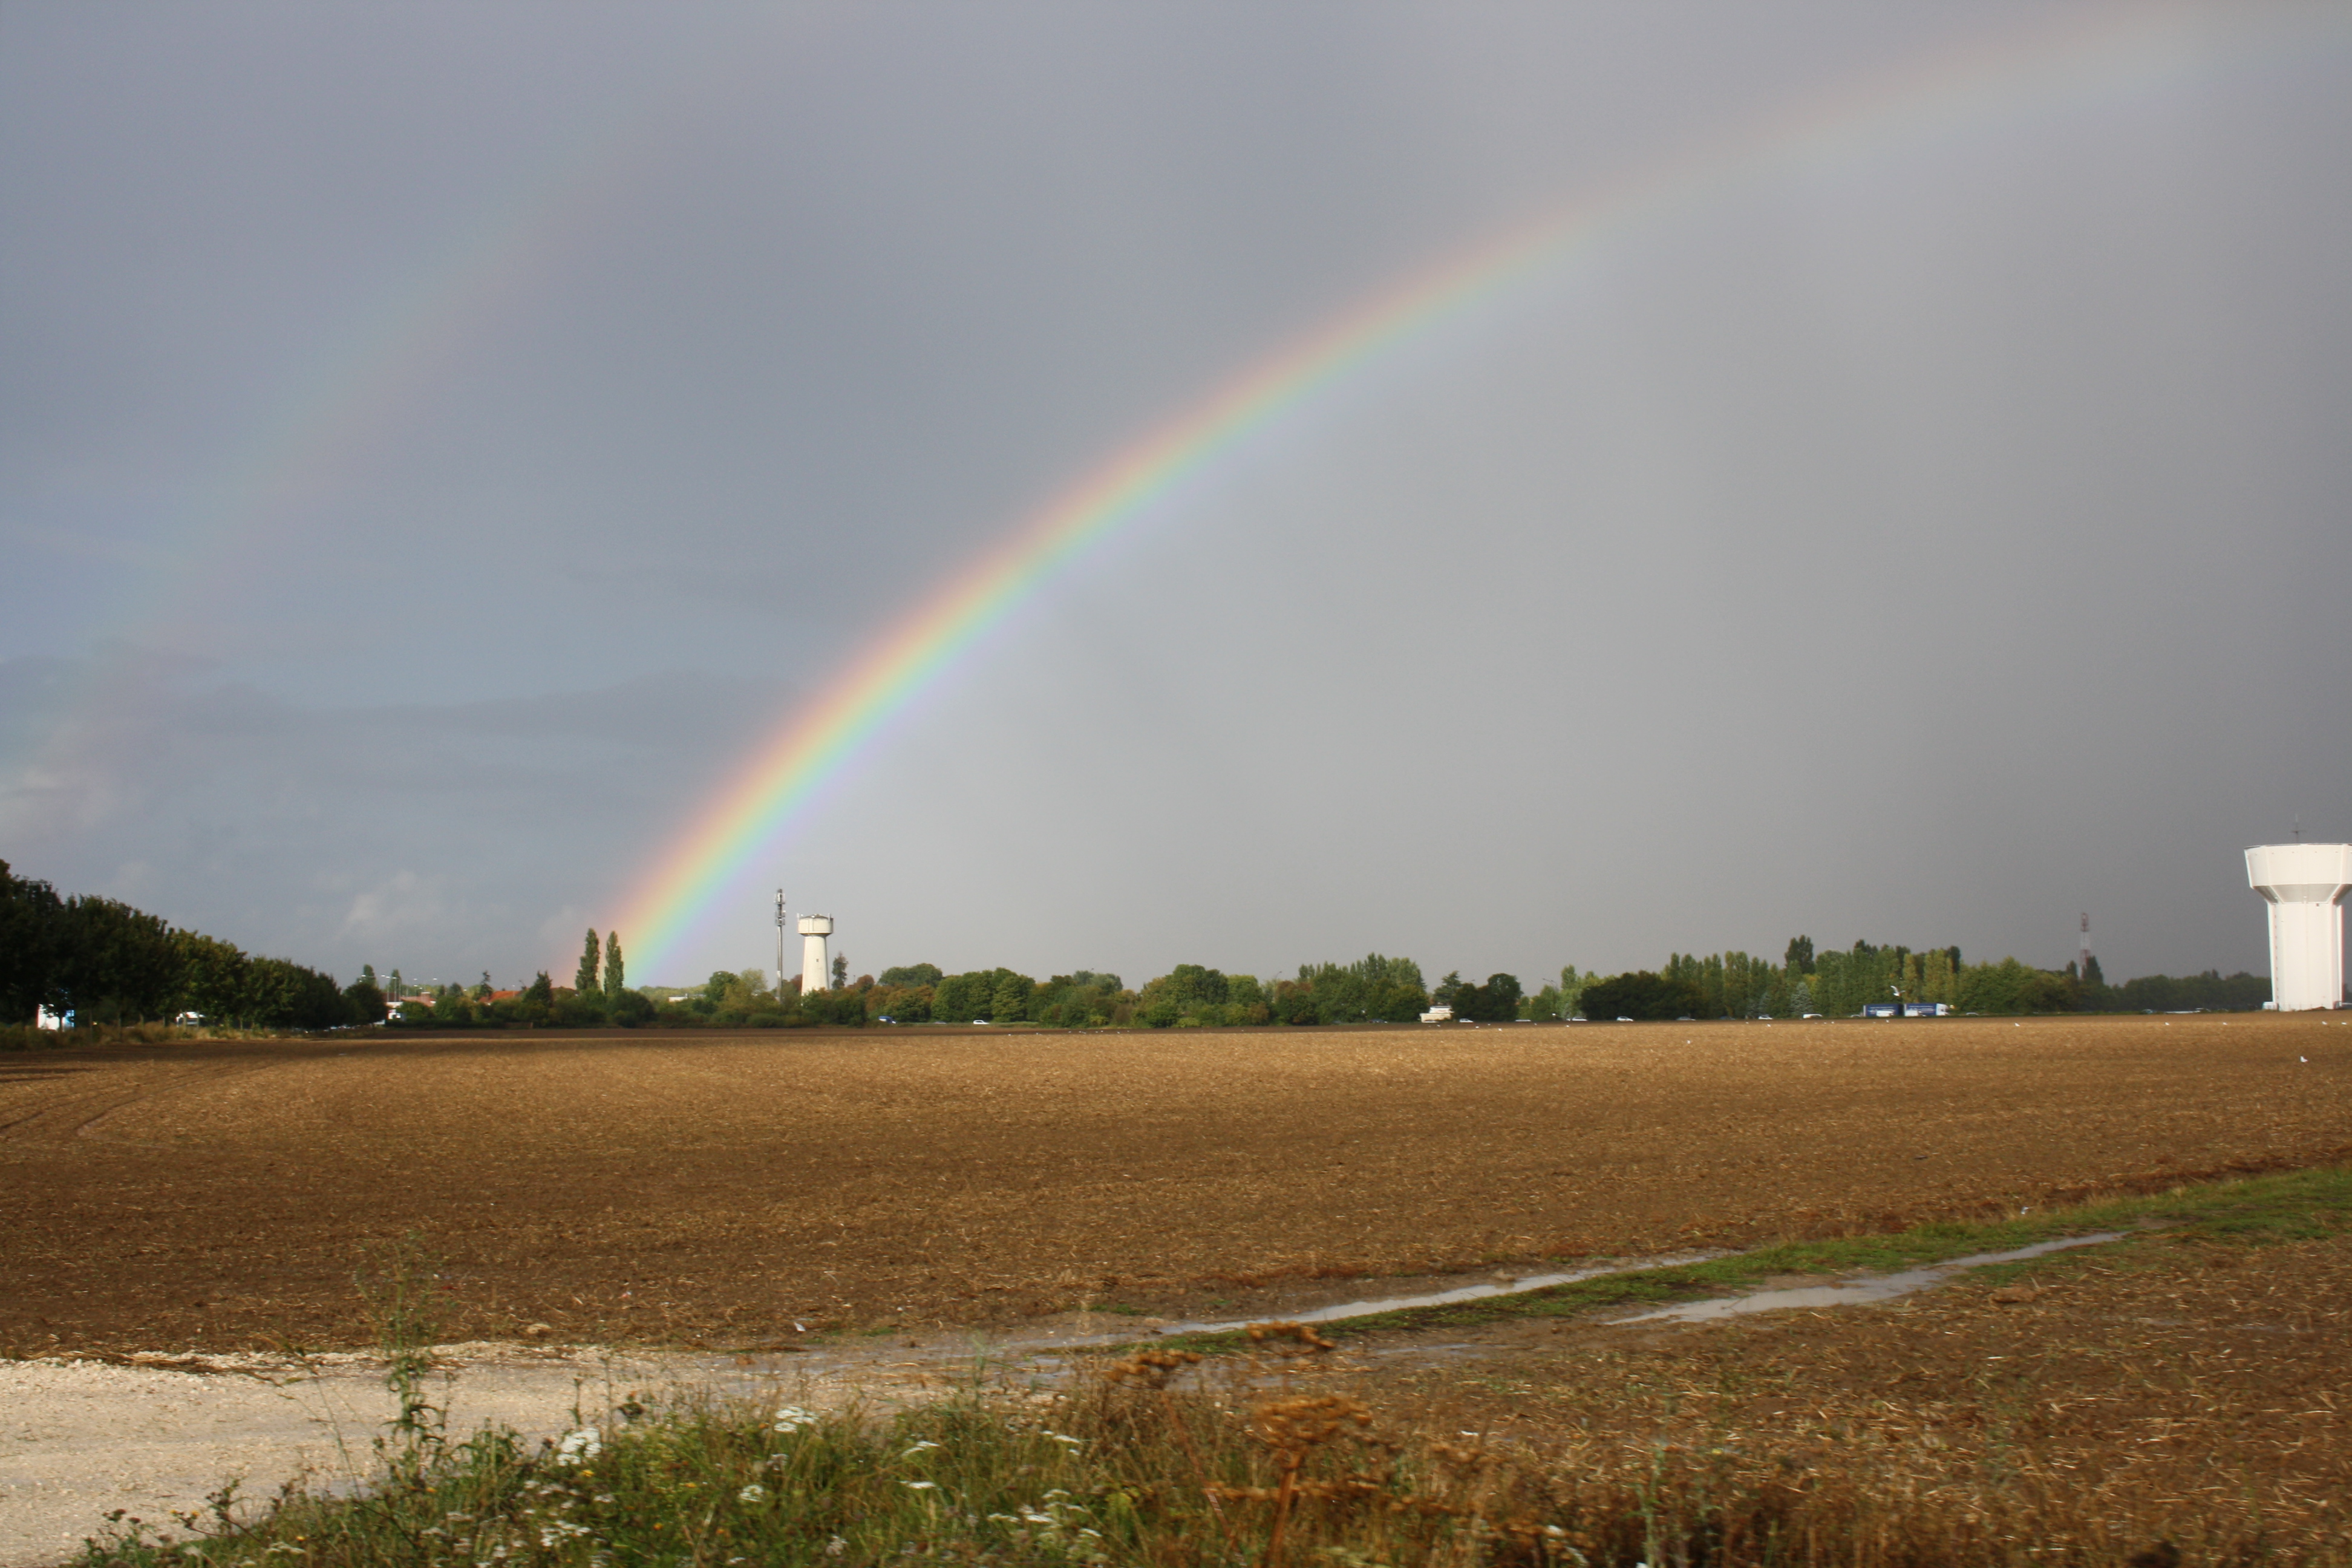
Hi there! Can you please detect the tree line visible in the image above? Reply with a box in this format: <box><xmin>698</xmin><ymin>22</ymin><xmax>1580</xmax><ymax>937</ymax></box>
<box><xmin>0</xmin><ymin>865</ymin><xmax>659</xmax><ymax>1033</ymax></box>
<box><xmin>3</xmin><ymin>860</ymin><xmax>370</xmax><ymax>1030</ymax></box>
<box><xmin>3</xmin><ymin>857</ymin><xmax>2281</xmax><ymax>1039</ymax></box>
<box><xmin>1555</xmin><ymin>936</ymin><xmax>2272</xmax><ymax>1021</ymax></box>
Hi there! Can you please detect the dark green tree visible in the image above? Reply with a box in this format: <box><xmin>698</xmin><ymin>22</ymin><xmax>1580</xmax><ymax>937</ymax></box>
<box><xmin>174</xmin><ymin>930</ymin><xmax>250</xmax><ymax>1026</ymax></box>
<box><xmin>879</xmin><ymin>963</ymin><xmax>944</xmax><ymax>988</ymax></box>
<box><xmin>0</xmin><ymin>860</ymin><xmax>64</xmax><ymax>1024</ymax></box>
<box><xmin>1293</xmin><ymin>954</ymin><xmax>1428</xmax><ymax>1023</ymax></box>
<box><xmin>243</xmin><ymin>956</ymin><xmax>350</xmax><ymax>1030</ymax></box>
<box><xmin>1784</xmin><ymin>935</ymin><xmax>1815</xmax><ymax>975</ymax></box>
<box><xmin>2112</xmin><ymin>969</ymin><xmax>2269</xmax><ymax>1011</ymax></box>
<box><xmin>932</xmin><ymin>972</ymin><xmax>990</xmax><ymax>1021</ymax></box>
<box><xmin>53</xmin><ymin>895</ymin><xmax>181</xmax><ymax>1024</ymax></box>
<box><xmin>832</xmin><ymin>953</ymin><xmax>849</xmax><ymax>990</ymax></box>
<box><xmin>1431</xmin><ymin>971</ymin><xmax>1523</xmax><ymax>1022</ymax></box>
<box><xmin>576</xmin><ymin>929</ymin><xmax>601</xmax><ymax>993</ymax></box>
<box><xmin>989</xmin><ymin>970</ymin><xmax>1034</xmax><ymax>1022</ymax></box>
<box><xmin>1579</xmin><ymin>970</ymin><xmax>1707</xmax><ymax>1022</ymax></box>
<box><xmin>1139</xmin><ymin>963</ymin><xmax>1229</xmax><ymax>1027</ymax></box>
<box><xmin>1472</xmin><ymin>972</ymin><xmax>1521</xmax><ymax>1022</ymax></box>
<box><xmin>603</xmin><ymin>931</ymin><xmax>625</xmax><ymax>1001</ymax></box>
<box><xmin>343</xmin><ymin>973</ymin><xmax>389</xmax><ymax>1025</ymax></box>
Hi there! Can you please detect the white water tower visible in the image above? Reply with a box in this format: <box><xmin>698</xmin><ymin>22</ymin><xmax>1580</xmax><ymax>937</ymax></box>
<box><xmin>798</xmin><ymin>913</ymin><xmax>834</xmax><ymax>995</ymax></box>
<box><xmin>2245</xmin><ymin>843</ymin><xmax>2352</xmax><ymax>1011</ymax></box>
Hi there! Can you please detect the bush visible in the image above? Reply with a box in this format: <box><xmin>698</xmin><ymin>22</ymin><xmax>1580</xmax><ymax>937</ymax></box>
<box><xmin>800</xmin><ymin>990</ymin><xmax>867</xmax><ymax>1027</ymax></box>
<box><xmin>550</xmin><ymin>990</ymin><xmax>608</xmax><ymax>1028</ymax></box>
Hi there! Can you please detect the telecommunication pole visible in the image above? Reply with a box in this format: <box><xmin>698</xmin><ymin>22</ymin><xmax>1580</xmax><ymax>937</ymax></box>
<box><xmin>785</xmin><ymin>893</ymin><xmax>804</xmax><ymax>991</ymax></box>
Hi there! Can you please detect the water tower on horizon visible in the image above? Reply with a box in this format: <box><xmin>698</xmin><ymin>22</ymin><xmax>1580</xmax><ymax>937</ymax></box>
<box><xmin>2245</xmin><ymin>842</ymin><xmax>2352</xmax><ymax>1011</ymax></box>
<box><xmin>799</xmin><ymin>912</ymin><xmax>835</xmax><ymax>995</ymax></box>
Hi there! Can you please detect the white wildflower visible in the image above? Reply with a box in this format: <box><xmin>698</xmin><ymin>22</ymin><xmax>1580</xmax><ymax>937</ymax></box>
<box><xmin>825</xmin><ymin>1537</ymin><xmax>848</xmax><ymax>1557</ymax></box>
<box><xmin>901</xmin><ymin>1479</ymin><xmax>939</xmax><ymax>1491</ymax></box>
<box><xmin>773</xmin><ymin>1406</ymin><xmax>820</xmax><ymax>1434</ymax></box>
<box><xmin>737</xmin><ymin>1484</ymin><xmax>768</xmax><ymax>1505</ymax></box>
<box><xmin>554</xmin><ymin>1429</ymin><xmax>603</xmax><ymax>1465</ymax></box>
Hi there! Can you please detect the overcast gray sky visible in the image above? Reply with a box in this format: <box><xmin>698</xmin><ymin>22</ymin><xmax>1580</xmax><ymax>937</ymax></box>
<box><xmin>4</xmin><ymin>2</ymin><xmax>2348</xmax><ymax>990</ymax></box>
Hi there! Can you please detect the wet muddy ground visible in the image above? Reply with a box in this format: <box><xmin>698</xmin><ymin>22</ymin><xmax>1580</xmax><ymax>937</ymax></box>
<box><xmin>4</xmin><ymin>1014</ymin><xmax>2345</xmax><ymax>1357</ymax></box>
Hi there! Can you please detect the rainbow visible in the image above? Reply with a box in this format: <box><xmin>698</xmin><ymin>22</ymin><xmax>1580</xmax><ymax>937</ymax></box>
<box><xmin>612</xmin><ymin>5</ymin><xmax>2278</xmax><ymax>976</ymax></box>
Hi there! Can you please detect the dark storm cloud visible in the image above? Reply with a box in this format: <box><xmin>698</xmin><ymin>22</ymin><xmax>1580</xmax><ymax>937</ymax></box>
<box><xmin>2</xmin><ymin>4</ymin><xmax>2347</xmax><ymax>987</ymax></box>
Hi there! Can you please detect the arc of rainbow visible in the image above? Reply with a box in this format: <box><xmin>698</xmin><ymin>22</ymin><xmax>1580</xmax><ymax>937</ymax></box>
<box><xmin>613</xmin><ymin>211</ymin><xmax>1564</xmax><ymax>972</ymax></box>
<box><xmin>612</xmin><ymin>4</ymin><xmax>2281</xmax><ymax>975</ymax></box>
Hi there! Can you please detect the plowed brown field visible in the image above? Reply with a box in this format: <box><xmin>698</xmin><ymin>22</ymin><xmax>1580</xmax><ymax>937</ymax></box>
<box><xmin>4</xmin><ymin>1014</ymin><xmax>2346</xmax><ymax>1356</ymax></box>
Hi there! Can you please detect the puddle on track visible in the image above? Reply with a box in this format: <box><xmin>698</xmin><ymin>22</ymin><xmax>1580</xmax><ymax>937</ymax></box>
<box><xmin>681</xmin><ymin>1251</ymin><xmax>1732</xmax><ymax>1395</ymax></box>
<box><xmin>1151</xmin><ymin>1252</ymin><xmax>1730</xmax><ymax>1337</ymax></box>
<box><xmin>1610</xmin><ymin>1232</ymin><xmax>2127</xmax><ymax>1325</ymax></box>
<box><xmin>688</xmin><ymin>1233</ymin><xmax>2131</xmax><ymax>1395</ymax></box>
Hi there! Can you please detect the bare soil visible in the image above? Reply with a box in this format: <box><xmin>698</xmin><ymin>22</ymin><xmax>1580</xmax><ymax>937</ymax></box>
<box><xmin>3</xmin><ymin>1014</ymin><xmax>2345</xmax><ymax>1357</ymax></box>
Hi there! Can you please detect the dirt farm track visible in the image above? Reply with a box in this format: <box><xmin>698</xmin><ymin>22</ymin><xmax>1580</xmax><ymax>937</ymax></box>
<box><xmin>4</xmin><ymin>1014</ymin><xmax>2348</xmax><ymax>1356</ymax></box>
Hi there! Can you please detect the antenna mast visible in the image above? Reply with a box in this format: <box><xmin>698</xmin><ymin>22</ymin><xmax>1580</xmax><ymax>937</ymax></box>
<box><xmin>775</xmin><ymin>889</ymin><xmax>788</xmax><ymax>995</ymax></box>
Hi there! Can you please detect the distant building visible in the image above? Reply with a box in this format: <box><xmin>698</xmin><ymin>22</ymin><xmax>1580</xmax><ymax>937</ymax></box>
<box><xmin>1419</xmin><ymin>1005</ymin><xmax>1454</xmax><ymax>1023</ymax></box>
<box><xmin>1863</xmin><ymin>1002</ymin><xmax>1951</xmax><ymax>1018</ymax></box>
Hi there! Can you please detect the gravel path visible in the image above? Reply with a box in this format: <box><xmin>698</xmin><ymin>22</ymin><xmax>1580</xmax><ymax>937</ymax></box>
<box><xmin>0</xmin><ymin>1344</ymin><xmax>668</xmax><ymax>1567</ymax></box>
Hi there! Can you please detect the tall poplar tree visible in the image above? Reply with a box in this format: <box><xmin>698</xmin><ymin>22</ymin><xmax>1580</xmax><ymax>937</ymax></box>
<box><xmin>603</xmin><ymin>931</ymin><xmax>624</xmax><ymax>999</ymax></box>
<box><xmin>577</xmin><ymin>928</ymin><xmax>601</xmax><ymax>993</ymax></box>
